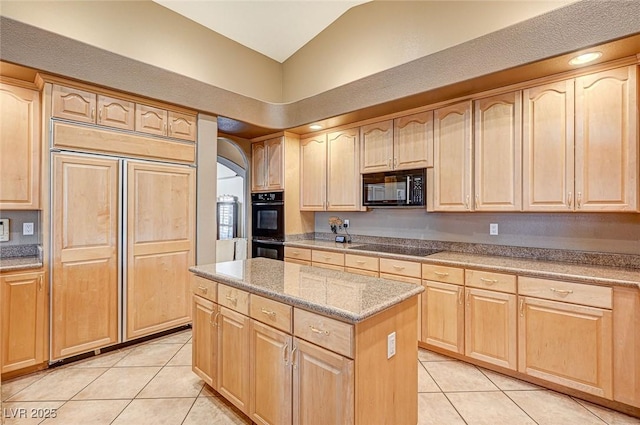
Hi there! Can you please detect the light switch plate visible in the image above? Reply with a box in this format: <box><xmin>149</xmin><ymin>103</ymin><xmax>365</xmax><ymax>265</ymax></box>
<box><xmin>23</xmin><ymin>222</ymin><xmax>34</xmax><ymax>236</ymax></box>
<box><xmin>0</xmin><ymin>218</ymin><xmax>9</xmax><ymax>242</ymax></box>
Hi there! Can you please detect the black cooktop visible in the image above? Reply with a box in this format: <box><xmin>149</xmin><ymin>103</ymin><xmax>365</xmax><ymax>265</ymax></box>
<box><xmin>350</xmin><ymin>244</ymin><xmax>441</xmax><ymax>257</ymax></box>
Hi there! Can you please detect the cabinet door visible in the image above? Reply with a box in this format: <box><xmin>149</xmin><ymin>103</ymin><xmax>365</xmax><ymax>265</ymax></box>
<box><xmin>0</xmin><ymin>83</ymin><xmax>40</xmax><ymax>209</ymax></box>
<box><xmin>250</xmin><ymin>320</ymin><xmax>293</xmax><ymax>425</ymax></box>
<box><xmin>52</xmin><ymin>154</ymin><xmax>119</xmax><ymax>360</ymax></box>
<box><xmin>252</xmin><ymin>141</ymin><xmax>267</xmax><ymax>191</ymax></box>
<box><xmin>474</xmin><ymin>92</ymin><xmax>522</xmax><ymax>211</ymax></box>
<box><xmin>433</xmin><ymin>101</ymin><xmax>473</xmax><ymax>211</ymax></box>
<box><xmin>575</xmin><ymin>66</ymin><xmax>638</xmax><ymax>211</ymax></box>
<box><xmin>465</xmin><ymin>287</ymin><xmax>517</xmax><ymax>370</ymax></box>
<box><xmin>126</xmin><ymin>161</ymin><xmax>195</xmax><ymax>340</ymax></box>
<box><xmin>135</xmin><ymin>104</ymin><xmax>168</xmax><ymax>137</ymax></box>
<box><xmin>300</xmin><ymin>134</ymin><xmax>327</xmax><ymax>211</ymax></box>
<box><xmin>168</xmin><ymin>111</ymin><xmax>197</xmax><ymax>142</ymax></box>
<box><xmin>523</xmin><ymin>80</ymin><xmax>575</xmax><ymax>211</ymax></box>
<box><xmin>422</xmin><ymin>281</ymin><xmax>464</xmax><ymax>354</ymax></box>
<box><xmin>327</xmin><ymin>128</ymin><xmax>360</xmax><ymax>211</ymax></box>
<box><xmin>52</xmin><ymin>84</ymin><xmax>97</xmax><ymax>123</ymax></box>
<box><xmin>266</xmin><ymin>137</ymin><xmax>284</xmax><ymax>190</ymax></box>
<box><xmin>394</xmin><ymin>111</ymin><xmax>433</xmax><ymax>170</ymax></box>
<box><xmin>97</xmin><ymin>95</ymin><xmax>135</xmax><ymax>131</ymax></box>
<box><xmin>1</xmin><ymin>272</ymin><xmax>45</xmax><ymax>373</ymax></box>
<box><xmin>292</xmin><ymin>338</ymin><xmax>354</xmax><ymax>425</ymax></box>
<box><xmin>518</xmin><ymin>296</ymin><xmax>612</xmax><ymax>398</ymax></box>
<box><xmin>218</xmin><ymin>306</ymin><xmax>251</xmax><ymax>415</ymax></box>
<box><xmin>360</xmin><ymin>120</ymin><xmax>393</xmax><ymax>173</ymax></box>
<box><xmin>192</xmin><ymin>295</ymin><xmax>217</xmax><ymax>388</ymax></box>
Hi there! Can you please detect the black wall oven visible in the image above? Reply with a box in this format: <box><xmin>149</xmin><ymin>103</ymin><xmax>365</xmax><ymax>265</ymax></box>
<box><xmin>251</xmin><ymin>192</ymin><xmax>284</xmax><ymax>260</ymax></box>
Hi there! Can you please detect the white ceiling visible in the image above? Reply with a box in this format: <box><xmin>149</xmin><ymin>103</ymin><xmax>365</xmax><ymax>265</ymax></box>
<box><xmin>154</xmin><ymin>0</ymin><xmax>370</xmax><ymax>63</ymax></box>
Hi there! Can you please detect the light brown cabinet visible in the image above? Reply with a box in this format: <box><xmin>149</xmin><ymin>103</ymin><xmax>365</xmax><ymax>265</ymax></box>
<box><xmin>1</xmin><ymin>270</ymin><xmax>46</xmax><ymax>374</ymax></box>
<box><xmin>431</xmin><ymin>101</ymin><xmax>473</xmax><ymax>211</ymax></box>
<box><xmin>300</xmin><ymin>129</ymin><xmax>360</xmax><ymax>211</ymax></box>
<box><xmin>474</xmin><ymin>91</ymin><xmax>522</xmax><ymax>211</ymax></box>
<box><xmin>218</xmin><ymin>306</ymin><xmax>251</xmax><ymax>414</ymax></box>
<box><xmin>613</xmin><ymin>287</ymin><xmax>640</xmax><ymax>408</ymax></box>
<box><xmin>192</xmin><ymin>294</ymin><xmax>217</xmax><ymax>388</ymax></box>
<box><xmin>53</xmin><ymin>84</ymin><xmax>134</xmax><ymax>130</ymax></box>
<box><xmin>51</xmin><ymin>153</ymin><xmax>120</xmax><ymax>360</ymax></box>
<box><xmin>252</xmin><ymin>137</ymin><xmax>284</xmax><ymax>192</ymax></box>
<box><xmin>126</xmin><ymin>161</ymin><xmax>195</xmax><ymax>340</ymax></box>
<box><xmin>0</xmin><ymin>83</ymin><xmax>41</xmax><ymax>209</ymax></box>
<box><xmin>360</xmin><ymin>112</ymin><xmax>433</xmax><ymax>173</ymax></box>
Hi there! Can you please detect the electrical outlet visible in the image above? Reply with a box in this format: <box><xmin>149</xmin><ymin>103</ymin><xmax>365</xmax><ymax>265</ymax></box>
<box><xmin>23</xmin><ymin>222</ymin><xmax>34</xmax><ymax>236</ymax></box>
<box><xmin>490</xmin><ymin>223</ymin><xmax>499</xmax><ymax>236</ymax></box>
<box><xmin>343</xmin><ymin>219</ymin><xmax>349</xmax><ymax>228</ymax></box>
<box><xmin>387</xmin><ymin>332</ymin><xmax>396</xmax><ymax>359</ymax></box>
<box><xmin>0</xmin><ymin>218</ymin><xmax>8</xmax><ymax>242</ymax></box>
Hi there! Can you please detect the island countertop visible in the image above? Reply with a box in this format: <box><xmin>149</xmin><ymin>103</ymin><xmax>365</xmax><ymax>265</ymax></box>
<box><xmin>189</xmin><ymin>257</ymin><xmax>424</xmax><ymax>324</ymax></box>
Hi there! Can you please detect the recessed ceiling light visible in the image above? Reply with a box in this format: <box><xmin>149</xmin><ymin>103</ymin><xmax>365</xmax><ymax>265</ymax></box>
<box><xmin>309</xmin><ymin>124</ymin><xmax>323</xmax><ymax>131</ymax></box>
<box><xmin>569</xmin><ymin>52</ymin><xmax>602</xmax><ymax>66</ymax></box>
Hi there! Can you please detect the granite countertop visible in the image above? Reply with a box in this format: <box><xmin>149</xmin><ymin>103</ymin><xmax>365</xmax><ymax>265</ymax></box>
<box><xmin>0</xmin><ymin>256</ymin><xmax>43</xmax><ymax>272</ymax></box>
<box><xmin>286</xmin><ymin>240</ymin><xmax>640</xmax><ymax>289</ymax></box>
<box><xmin>190</xmin><ymin>257</ymin><xmax>424</xmax><ymax>324</ymax></box>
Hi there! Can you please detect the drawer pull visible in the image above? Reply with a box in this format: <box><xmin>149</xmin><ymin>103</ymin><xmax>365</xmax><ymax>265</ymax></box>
<box><xmin>198</xmin><ymin>286</ymin><xmax>208</xmax><ymax>294</ymax></box>
<box><xmin>309</xmin><ymin>325</ymin><xmax>330</xmax><ymax>336</ymax></box>
<box><xmin>550</xmin><ymin>288</ymin><xmax>573</xmax><ymax>296</ymax></box>
<box><xmin>292</xmin><ymin>251</ymin><xmax>300</xmax><ymax>255</ymax></box>
<box><xmin>323</xmin><ymin>256</ymin><xmax>332</xmax><ymax>261</ymax></box>
<box><xmin>261</xmin><ymin>308</ymin><xmax>276</xmax><ymax>318</ymax></box>
<box><xmin>480</xmin><ymin>277</ymin><xmax>498</xmax><ymax>285</ymax></box>
<box><xmin>225</xmin><ymin>295</ymin><xmax>238</xmax><ymax>305</ymax></box>
<box><xmin>434</xmin><ymin>271</ymin><xmax>449</xmax><ymax>277</ymax></box>
<box><xmin>392</xmin><ymin>265</ymin><xmax>405</xmax><ymax>270</ymax></box>
<box><xmin>356</xmin><ymin>260</ymin><xmax>366</xmax><ymax>265</ymax></box>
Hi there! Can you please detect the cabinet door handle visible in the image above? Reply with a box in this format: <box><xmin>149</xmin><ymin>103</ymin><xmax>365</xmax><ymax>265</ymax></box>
<box><xmin>465</xmin><ymin>195</ymin><xmax>470</xmax><ymax>210</ymax></box>
<box><xmin>519</xmin><ymin>298</ymin><xmax>525</xmax><ymax>317</ymax></box>
<box><xmin>434</xmin><ymin>271</ymin><xmax>449</xmax><ymax>277</ymax></box>
<box><xmin>479</xmin><ymin>277</ymin><xmax>498</xmax><ymax>285</ymax></box>
<box><xmin>283</xmin><ymin>343</ymin><xmax>289</xmax><ymax>366</ymax></box>
<box><xmin>458</xmin><ymin>287</ymin><xmax>463</xmax><ymax>305</ymax></box>
<box><xmin>387</xmin><ymin>158</ymin><xmax>392</xmax><ymax>168</ymax></box>
<box><xmin>466</xmin><ymin>289</ymin><xmax>470</xmax><ymax>307</ymax></box>
<box><xmin>169</xmin><ymin>123</ymin><xmax>173</xmax><ymax>133</ymax></box>
<box><xmin>198</xmin><ymin>286</ymin><xmax>208</xmax><ymax>294</ymax></box>
<box><xmin>393</xmin><ymin>158</ymin><xmax>398</xmax><ymax>167</ymax></box>
<box><xmin>309</xmin><ymin>325</ymin><xmax>330</xmax><ymax>336</ymax></box>
<box><xmin>163</xmin><ymin>123</ymin><xmax>167</xmax><ymax>133</ymax></box>
<box><xmin>567</xmin><ymin>191</ymin><xmax>573</xmax><ymax>208</ymax></box>
<box><xmin>225</xmin><ymin>295</ymin><xmax>237</xmax><ymax>305</ymax></box>
<box><xmin>91</xmin><ymin>107</ymin><xmax>95</xmax><ymax>120</ymax></box>
<box><xmin>291</xmin><ymin>346</ymin><xmax>298</xmax><ymax>369</ymax></box>
<box><xmin>38</xmin><ymin>275</ymin><xmax>43</xmax><ymax>291</ymax></box>
<box><xmin>550</xmin><ymin>287</ymin><xmax>573</xmax><ymax>296</ymax></box>
<box><xmin>261</xmin><ymin>308</ymin><xmax>276</xmax><ymax>318</ymax></box>
<box><xmin>577</xmin><ymin>192</ymin><xmax>582</xmax><ymax>209</ymax></box>
<box><xmin>475</xmin><ymin>194</ymin><xmax>479</xmax><ymax>209</ymax></box>
<box><xmin>211</xmin><ymin>310</ymin><xmax>220</xmax><ymax>327</ymax></box>
<box><xmin>99</xmin><ymin>108</ymin><xmax>103</xmax><ymax>122</ymax></box>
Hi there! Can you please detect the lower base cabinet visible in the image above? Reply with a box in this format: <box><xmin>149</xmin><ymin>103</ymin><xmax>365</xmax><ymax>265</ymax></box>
<box><xmin>192</xmin><ymin>295</ymin><xmax>217</xmax><ymax>387</ymax></box>
<box><xmin>421</xmin><ymin>280</ymin><xmax>464</xmax><ymax>354</ymax></box>
<box><xmin>218</xmin><ymin>306</ymin><xmax>251</xmax><ymax>414</ymax></box>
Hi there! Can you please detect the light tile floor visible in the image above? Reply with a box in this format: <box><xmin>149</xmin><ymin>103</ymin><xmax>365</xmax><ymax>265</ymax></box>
<box><xmin>2</xmin><ymin>329</ymin><xmax>639</xmax><ymax>424</ymax></box>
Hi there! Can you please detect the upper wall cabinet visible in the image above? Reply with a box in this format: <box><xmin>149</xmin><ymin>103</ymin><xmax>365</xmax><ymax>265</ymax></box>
<box><xmin>574</xmin><ymin>66</ymin><xmax>637</xmax><ymax>212</ymax></box>
<box><xmin>431</xmin><ymin>101</ymin><xmax>473</xmax><ymax>212</ymax></box>
<box><xmin>52</xmin><ymin>84</ymin><xmax>197</xmax><ymax>142</ymax></box>
<box><xmin>252</xmin><ymin>137</ymin><xmax>284</xmax><ymax>192</ymax></box>
<box><xmin>474</xmin><ymin>91</ymin><xmax>522</xmax><ymax>211</ymax></box>
<box><xmin>360</xmin><ymin>112</ymin><xmax>433</xmax><ymax>173</ymax></box>
<box><xmin>300</xmin><ymin>129</ymin><xmax>360</xmax><ymax>211</ymax></box>
<box><xmin>523</xmin><ymin>65</ymin><xmax>638</xmax><ymax>212</ymax></box>
<box><xmin>0</xmin><ymin>83</ymin><xmax>41</xmax><ymax>209</ymax></box>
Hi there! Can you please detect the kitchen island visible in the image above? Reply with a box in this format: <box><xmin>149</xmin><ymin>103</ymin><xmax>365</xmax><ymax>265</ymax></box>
<box><xmin>190</xmin><ymin>257</ymin><xmax>423</xmax><ymax>425</ymax></box>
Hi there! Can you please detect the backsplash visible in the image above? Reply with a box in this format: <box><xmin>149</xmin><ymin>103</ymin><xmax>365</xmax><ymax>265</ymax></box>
<box><xmin>314</xmin><ymin>210</ymin><xmax>640</xmax><ymax>256</ymax></box>
<box><xmin>0</xmin><ymin>210</ymin><xmax>41</xmax><ymax>246</ymax></box>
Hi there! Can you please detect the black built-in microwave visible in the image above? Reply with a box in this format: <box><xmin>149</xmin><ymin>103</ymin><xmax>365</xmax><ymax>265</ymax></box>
<box><xmin>362</xmin><ymin>169</ymin><xmax>425</xmax><ymax>207</ymax></box>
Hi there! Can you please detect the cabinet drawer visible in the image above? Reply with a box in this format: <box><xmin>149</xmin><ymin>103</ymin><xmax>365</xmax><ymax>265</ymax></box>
<box><xmin>311</xmin><ymin>250</ymin><xmax>345</xmax><ymax>266</ymax></box>
<box><xmin>379</xmin><ymin>272</ymin><xmax>421</xmax><ymax>285</ymax></box>
<box><xmin>379</xmin><ymin>258</ymin><xmax>421</xmax><ymax>279</ymax></box>
<box><xmin>294</xmin><ymin>308</ymin><xmax>354</xmax><ymax>358</ymax></box>
<box><xmin>422</xmin><ymin>264</ymin><xmax>464</xmax><ymax>285</ymax></box>
<box><xmin>218</xmin><ymin>283</ymin><xmax>249</xmax><ymax>315</ymax></box>
<box><xmin>191</xmin><ymin>275</ymin><xmax>217</xmax><ymax>302</ymax></box>
<box><xmin>518</xmin><ymin>276</ymin><xmax>612</xmax><ymax>309</ymax></box>
<box><xmin>285</xmin><ymin>247</ymin><xmax>312</xmax><ymax>262</ymax></box>
<box><xmin>285</xmin><ymin>258</ymin><xmax>311</xmax><ymax>266</ymax></box>
<box><xmin>345</xmin><ymin>254</ymin><xmax>379</xmax><ymax>272</ymax></box>
<box><xmin>466</xmin><ymin>269</ymin><xmax>516</xmax><ymax>293</ymax></box>
<box><xmin>250</xmin><ymin>294</ymin><xmax>292</xmax><ymax>333</ymax></box>
<box><xmin>345</xmin><ymin>267</ymin><xmax>378</xmax><ymax>277</ymax></box>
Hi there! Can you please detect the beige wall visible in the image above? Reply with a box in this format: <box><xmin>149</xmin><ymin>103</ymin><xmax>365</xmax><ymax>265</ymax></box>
<box><xmin>282</xmin><ymin>0</ymin><xmax>572</xmax><ymax>102</ymax></box>
<box><xmin>0</xmin><ymin>0</ymin><xmax>283</xmax><ymax>103</ymax></box>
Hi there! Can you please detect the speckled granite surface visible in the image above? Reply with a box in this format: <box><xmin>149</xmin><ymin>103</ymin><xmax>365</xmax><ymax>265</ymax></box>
<box><xmin>0</xmin><ymin>245</ymin><xmax>43</xmax><ymax>272</ymax></box>
<box><xmin>190</xmin><ymin>258</ymin><xmax>424</xmax><ymax>324</ymax></box>
<box><xmin>286</xmin><ymin>239</ymin><xmax>640</xmax><ymax>289</ymax></box>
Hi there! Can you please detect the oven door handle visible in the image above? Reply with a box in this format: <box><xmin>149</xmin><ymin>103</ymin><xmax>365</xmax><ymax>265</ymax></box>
<box><xmin>252</xmin><ymin>202</ymin><xmax>284</xmax><ymax>206</ymax></box>
<box><xmin>253</xmin><ymin>239</ymin><xmax>285</xmax><ymax>246</ymax></box>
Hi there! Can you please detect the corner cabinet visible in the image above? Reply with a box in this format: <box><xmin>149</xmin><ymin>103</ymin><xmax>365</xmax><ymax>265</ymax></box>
<box><xmin>0</xmin><ymin>83</ymin><xmax>41</xmax><ymax>210</ymax></box>
<box><xmin>431</xmin><ymin>101</ymin><xmax>473</xmax><ymax>211</ymax></box>
<box><xmin>252</xmin><ymin>137</ymin><xmax>284</xmax><ymax>192</ymax></box>
<box><xmin>1</xmin><ymin>270</ymin><xmax>47</xmax><ymax>375</ymax></box>
<box><xmin>300</xmin><ymin>129</ymin><xmax>360</xmax><ymax>211</ymax></box>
